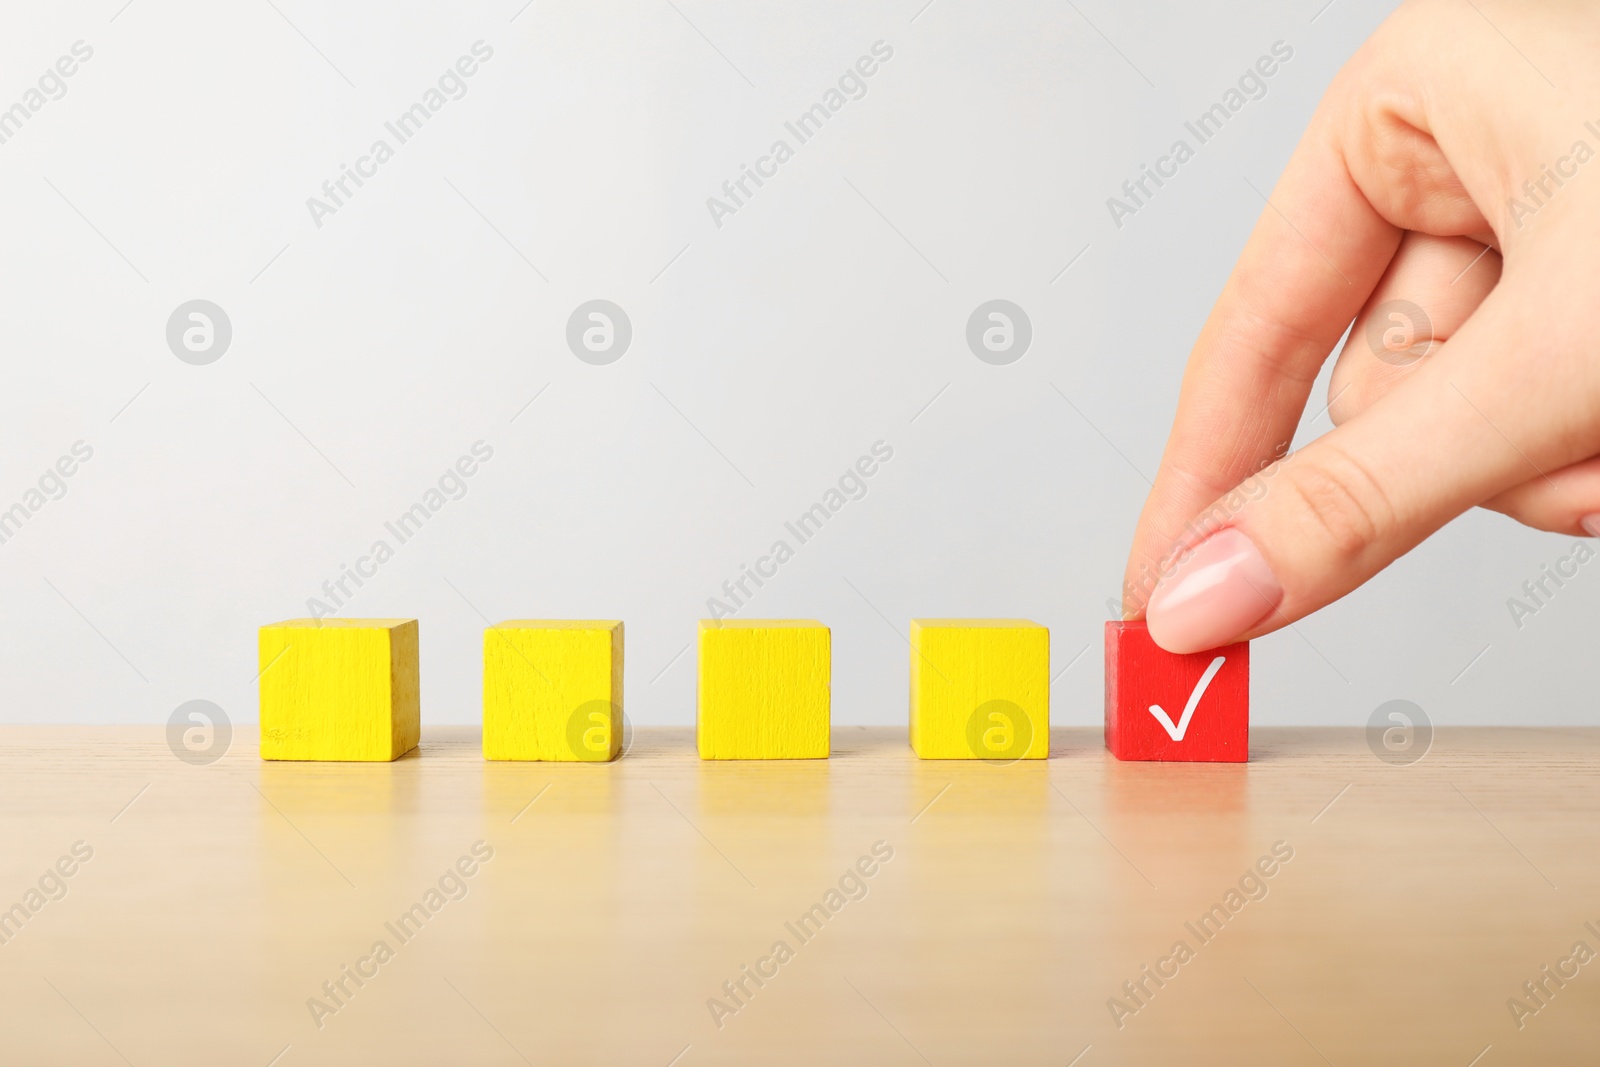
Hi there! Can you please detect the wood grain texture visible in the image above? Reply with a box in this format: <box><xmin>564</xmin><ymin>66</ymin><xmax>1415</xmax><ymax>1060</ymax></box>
<box><xmin>1106</xmin><ymin>620</ymin><xmax>1248</xmax><ymax>762</ymax></box>
<box><xmin>259</xmin><ymin>618</ymin><xmax>420</xmax><ymax>762</ymax></box>
<box><xmin>3</xmin><ymin>725</ymin><xmax>1599</xmax><ymax>1064</ymax></box>
<box><xmin>697</xmin><ymin>620</ymin><xmax>830</xmax><ymax>759</ymax></box>
<box><xmin>482</xmin><ymin>620</ymin><xmax>623</xmax><ymax>761</ymax></box>
<box><xmin>909</xmin><ymin>619</ymin><xmax>1049</xmax><ymax>759</ymax></box>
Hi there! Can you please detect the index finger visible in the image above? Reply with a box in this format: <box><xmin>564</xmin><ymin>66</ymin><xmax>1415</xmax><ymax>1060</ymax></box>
<box><xmin>1119</xmin><ymin>100</ymin><xmax>1401</xmax><ymax>618</ymax></box>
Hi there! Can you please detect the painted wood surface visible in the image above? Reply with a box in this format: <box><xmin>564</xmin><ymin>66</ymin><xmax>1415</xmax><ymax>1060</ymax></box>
<box><xmin>1105</xmin><ymin>620</ymin><xmax>1248</xmax><ymax>762</ymax></box>
<box><xmin>483</xmin><ymin>620</ymin><xmax>623</xmax><ymax>761</ymax></box>
<box><xmin>258</xmin><ymin>618</ymin><xmax>420</xmax><ymax>762</ymax></box>
<box><xmin>697</xmin><ymin>620</ymin><xmax>830</xmax><ymax>759</ymax></box>
<box><xmin>909</xmin><ymin>618</ymin><xmax>1049</xmax><ymax>760</ymax></box>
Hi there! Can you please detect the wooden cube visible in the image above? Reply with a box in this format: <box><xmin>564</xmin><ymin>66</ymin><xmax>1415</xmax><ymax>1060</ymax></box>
<box><xmin>697</xmin><ymin>620</ymin><xmax>829</xmax><ymax>759</ymax></box>
<box><xmin>483</xmin><ymin>620</ymin><xmax>623</xmax><ymax>761</ymax></box>
<box><xmin>909</xmin><ymin>619</ymin><xmax>1049</xmax><ymax>760</ymax></box>
<box><xmin>259</xmin><ymin>618</ymin><xmax>420</xmax><ymax>762</ymax></box>
<box><xmin>1104</xmin><ymin>620</ymin><xmax>1248</xmax><ymax>762</ymax></box>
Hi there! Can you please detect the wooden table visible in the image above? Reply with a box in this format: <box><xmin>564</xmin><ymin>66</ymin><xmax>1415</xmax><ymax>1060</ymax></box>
<box><xmin>0</xmin><ymin>726</ymin><xmax>1593</xmax><ymax>1065</ymax></box>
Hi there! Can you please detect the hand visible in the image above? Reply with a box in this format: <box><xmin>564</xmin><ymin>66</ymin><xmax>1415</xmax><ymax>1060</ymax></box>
<box><xmin>1120</xmin><ymin>0</ymin><xmax>1600</xmax><ymax>653</ymax></box>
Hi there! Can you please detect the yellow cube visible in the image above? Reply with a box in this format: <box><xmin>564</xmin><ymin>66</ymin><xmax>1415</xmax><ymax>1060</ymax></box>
<box><xmin>697</xmin><ymin>620</ymin><xmax>830</xmax><ymax>760</ymax></box>
<box><xmin>259</xmin><ymin>618</ymin><xmax>420</xmax><ymax>762</ymax></box>
<box><xmin>483</xmin><ymin>620</ymin><xmax>623</xmax><ymax>761</ymax></box>
<box><xmin>909</xmin><ymin>619</ymin><xmax>1049</xmax><ymax>760</ymax></box>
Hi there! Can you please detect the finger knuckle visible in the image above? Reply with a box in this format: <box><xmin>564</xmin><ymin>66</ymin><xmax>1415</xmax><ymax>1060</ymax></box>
<box><xmin>1282</xmin><ymin>446</ymin><xmax>1396</xmax><ymax>562</ymax></box>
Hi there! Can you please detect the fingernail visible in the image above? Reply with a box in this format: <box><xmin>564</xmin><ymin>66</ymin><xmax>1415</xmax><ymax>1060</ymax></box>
<box><xmin>1147</xmin><ymin>528</ymin><xmax>1283</xmax><ymax>654</ymax></box>
<box><xmin>1582</xmin><ymin>514</ymin><xmax>1600</xmax><ymax>538</ymax></box>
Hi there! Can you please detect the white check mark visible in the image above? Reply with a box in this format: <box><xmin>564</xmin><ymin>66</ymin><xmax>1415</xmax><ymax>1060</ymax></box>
<box><xmin>1148</xmin><ymin>656</ymin><xmax>1227</xmax><ymax>742</ymax></box>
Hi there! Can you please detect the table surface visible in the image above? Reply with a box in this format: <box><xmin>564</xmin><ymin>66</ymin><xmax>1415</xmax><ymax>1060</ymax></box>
<box><xmin>0</xmin><ymin>726</ymin><xmax>1595</xmax><ymax>1066</ymax></box>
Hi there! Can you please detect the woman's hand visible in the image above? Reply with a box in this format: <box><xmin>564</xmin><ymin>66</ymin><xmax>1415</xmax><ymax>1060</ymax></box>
<box><xmin>1121</xmin><ymin>0</ymin><xmax>1600</xmax><ymax>653</ymax></box>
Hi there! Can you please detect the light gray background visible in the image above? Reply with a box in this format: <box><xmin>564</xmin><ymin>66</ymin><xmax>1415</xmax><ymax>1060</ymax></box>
<box><xmin>0</xmin><ymin>0</ymin><xmax>1590</xmax><ymax>728</ymax></box>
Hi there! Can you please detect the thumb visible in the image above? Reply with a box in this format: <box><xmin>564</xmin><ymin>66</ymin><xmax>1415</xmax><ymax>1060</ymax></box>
<box><xmin>1145</xmin><ymin>283</ymin><xmax>1594</xmax><ymax>654</ymax></box>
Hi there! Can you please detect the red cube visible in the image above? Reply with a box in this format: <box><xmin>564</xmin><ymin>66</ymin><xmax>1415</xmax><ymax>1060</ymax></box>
<box><xmin>1104</xmin><ymin>621</ymin><xmax>1248</xmax><ymax>762</ymax></box>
